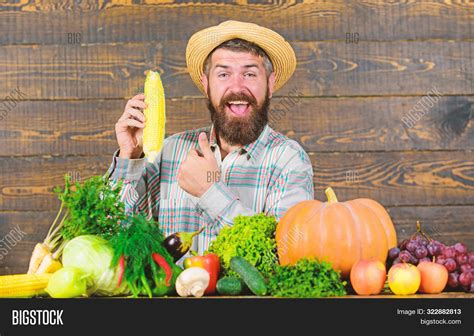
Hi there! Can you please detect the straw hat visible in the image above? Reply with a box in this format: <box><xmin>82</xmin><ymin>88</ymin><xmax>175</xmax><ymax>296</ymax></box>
<box><xmin>186</xmin><ymin>20</ymin><xmax>296</xmax><ymax>95</ymax></box>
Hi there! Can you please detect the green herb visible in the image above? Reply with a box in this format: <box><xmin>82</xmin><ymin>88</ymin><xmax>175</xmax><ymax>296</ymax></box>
<box><xmin>207</xmin><ymin>214</ymin><xmax>278</xmax><ymax>278</ymax></box>
<box><xmin>43</xmin><ymin>174</ymin><xmax>126</xmax><ymax>260</ymax></box>
<box><xmin>110</xmin><ymin>214</ymin><xmax>176</xmax><ymax>297</ymax></box>
<box><xmin>268</xmin><ymin>258</ymin><xmax>347</xmax><ymax>298</ymax></box>
<box><xmin>55</xmin><ymin>174</ymin><xmax>126</xmax><ymax>241</ymax></box>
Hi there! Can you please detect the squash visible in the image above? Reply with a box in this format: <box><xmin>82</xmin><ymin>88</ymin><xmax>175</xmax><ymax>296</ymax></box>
<box><xmin>276</xmin><ymin>187</ymin><xmax>397</xmax><ymax>278</ymax></box>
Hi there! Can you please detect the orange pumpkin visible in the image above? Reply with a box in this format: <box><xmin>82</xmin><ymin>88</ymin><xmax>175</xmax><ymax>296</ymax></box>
<box><xmin>276</xmin><ymin>187</ymin><xmax>397</xmax><ymax>278</ymax></box>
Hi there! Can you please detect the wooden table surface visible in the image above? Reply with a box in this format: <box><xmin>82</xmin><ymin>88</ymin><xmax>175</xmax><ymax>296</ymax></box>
<box><xmin>94</xmin><ymin>292</ymin><xmax>473</xmax><ymax>299</ymax></box>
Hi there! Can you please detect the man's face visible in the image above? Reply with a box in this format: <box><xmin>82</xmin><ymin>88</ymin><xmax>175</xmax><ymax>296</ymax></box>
<box><xmin>202</xmin><ymin>48</ymin><xmax>275</xmax><ymax>146</ymax></box>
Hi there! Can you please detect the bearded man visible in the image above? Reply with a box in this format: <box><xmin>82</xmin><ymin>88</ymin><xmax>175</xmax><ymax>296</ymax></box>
<box><xmin>107</xmin><ymin>20</ymin><xmax>314</xmax><ymax>256</ymax></box>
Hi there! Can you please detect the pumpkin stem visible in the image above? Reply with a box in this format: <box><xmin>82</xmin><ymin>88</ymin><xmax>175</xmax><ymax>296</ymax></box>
<box><xmin>325</xmin><ymin>187</ymin><xmax>338</xmax><ymax>203</ymax></box>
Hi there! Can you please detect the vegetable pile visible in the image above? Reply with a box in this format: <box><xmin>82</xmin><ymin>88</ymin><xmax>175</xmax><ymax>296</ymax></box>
<box><xmin>21</xmin><ymin>174</ymin><xmax>184</xmax><ymax>298</ymax></box>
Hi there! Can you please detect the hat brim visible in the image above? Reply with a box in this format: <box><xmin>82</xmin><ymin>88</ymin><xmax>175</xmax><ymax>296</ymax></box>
<box><xmin>186</xmin><ymin>20</ymin><xmax>296</xmax><ymax>95</ymax></box>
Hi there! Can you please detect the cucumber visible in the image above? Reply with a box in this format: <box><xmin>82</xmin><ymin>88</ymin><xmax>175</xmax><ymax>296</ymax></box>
<box><xmin>230</xmin><ymin>256</ymin><xmax>267</xmax><ymax>296</ymax></box>
<box><xmin>216</xmin><ymin>277</ymin><xmax>243</xmax><ymax>296</ymax></box>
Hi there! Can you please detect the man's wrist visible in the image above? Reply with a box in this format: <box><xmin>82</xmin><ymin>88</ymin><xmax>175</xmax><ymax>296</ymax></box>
<box><xmin>118</xmin><ymin>149</ymin><xmax>143</xmax><ymax>159</ymax></box>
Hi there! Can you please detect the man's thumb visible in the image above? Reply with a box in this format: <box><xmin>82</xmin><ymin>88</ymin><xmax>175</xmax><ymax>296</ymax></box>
<box><xmin>198</xmin><ymin>132</ymin><xmax>213</xmax><ymax>159</ymax></box>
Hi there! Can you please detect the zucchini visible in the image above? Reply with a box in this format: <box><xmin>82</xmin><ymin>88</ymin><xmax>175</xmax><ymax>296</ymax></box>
<box><xmin>216</xmin><ymin>277</ymin><xmax>243</xmax><ymax>296</ymax></box>
<box><xmin>230</xmin><ymin>256</ymin><xmax>267</xmax><ymax>296</ymax></box>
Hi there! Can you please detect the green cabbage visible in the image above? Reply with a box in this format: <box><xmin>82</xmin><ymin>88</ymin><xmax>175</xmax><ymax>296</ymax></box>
<box><xmin>62</xmin><ymin>235</ymin><xmax>128</xmax><ymax>296</ymax></box>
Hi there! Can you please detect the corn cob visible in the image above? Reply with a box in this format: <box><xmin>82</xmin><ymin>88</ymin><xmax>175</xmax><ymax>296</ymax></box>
<box><xmin>0</xmin><ymin>273</ymin><xmax>52</xmax><ymax>298</ymax></box>
<box><xmin>143</xmin><ymin>70</ymin><xmax>166</xmax><ymax>163</ymax></box>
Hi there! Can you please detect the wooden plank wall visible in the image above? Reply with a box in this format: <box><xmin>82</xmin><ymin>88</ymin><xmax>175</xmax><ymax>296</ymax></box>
<box><xmin>0</xmin><ymin>1</ymin><xmax>473</xmax><ymax>275</ymax></box>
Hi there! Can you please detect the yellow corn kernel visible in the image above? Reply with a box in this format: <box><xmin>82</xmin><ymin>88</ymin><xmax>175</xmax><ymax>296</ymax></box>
<box><xmin>143</xmin><ymin>70</ymin><xmax>166</xmax><ymax>163</ymax></box>
<box><xmin>0</xmin><ymin>273</ymin><xmax>52</xmax><ymax>298</ymax></box>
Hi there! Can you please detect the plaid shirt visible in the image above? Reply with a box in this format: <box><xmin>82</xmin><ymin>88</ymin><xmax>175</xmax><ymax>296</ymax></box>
<box><xmin>106</xmin><ymin>124</ymin><xmax>314</xmax><ymax>257</ymax></box>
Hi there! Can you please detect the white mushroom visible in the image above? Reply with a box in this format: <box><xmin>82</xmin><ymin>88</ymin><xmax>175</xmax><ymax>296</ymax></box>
<box><xmin>175</xmin><ymin>267</ymin><xmax>210</xmax><ymax>297</ymax></box>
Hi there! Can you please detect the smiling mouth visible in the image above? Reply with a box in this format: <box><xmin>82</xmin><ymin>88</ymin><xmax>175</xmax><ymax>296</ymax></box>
<box><xmin>226</xmin><ymin>101</ymin><xmax>251</xmax><ymax>116</ymax></box>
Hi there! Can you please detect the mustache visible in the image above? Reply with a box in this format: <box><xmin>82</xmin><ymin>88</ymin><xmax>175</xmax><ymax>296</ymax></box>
<box><xmin>219</xmin><ymin>92</ymin><xmax>258</xmax><ymax>110</ymax></box>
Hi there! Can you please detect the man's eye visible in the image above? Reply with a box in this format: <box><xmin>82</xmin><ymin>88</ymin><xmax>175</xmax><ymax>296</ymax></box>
<box><xmin>218</xmin><ymin>73</ymin><xmax>229</xmax><ymax>78</ymax></box>
<box><xmin>244</xmin><ymin>73</ymin><xmax>256</xmax><ymax>77</ymax></box>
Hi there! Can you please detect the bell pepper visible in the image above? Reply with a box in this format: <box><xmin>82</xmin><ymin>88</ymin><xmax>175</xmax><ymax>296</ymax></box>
<box><xmin>152</xmin><ymin>264</ymin><xmax>183</xmax><ymax>297</ymax></box>
<box><xmin>183</xmin><ymin>253</ymin><xmax>220</xmax><ymax>295</ymax></box>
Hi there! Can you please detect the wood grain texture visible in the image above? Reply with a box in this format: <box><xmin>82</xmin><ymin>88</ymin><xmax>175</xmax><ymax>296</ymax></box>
<box><xmin>0</xmin><ymin>1</ymin><xmax>473</xmax><ymax>277</ymax></box>
<box><xmin>1</xmin><ymin>96</ymin><xmax>473</xmax><ymax>157</ymax></box>
<box><xmin>0</xmin><ymin>156</ymin><xmax>109</xmax><ymax>212</ymax></box>
<box><xmin>0</xmin><ymin>1</ymin><xmax>473</xmax><ymax>45</ymax></box>
<box><xmin>0</xmin><ymin>41</ymin><xmax>472</xmax><ymax>99</ymax></box>
<box><xmin>311</xmin><ymin>151</ymin><xmax>474</xmax><ymax>206</ymax></box>
<box><xmin>1</xmin><ymin>206</ymin><xmax>473</xmax><ymax>275</ymax></box>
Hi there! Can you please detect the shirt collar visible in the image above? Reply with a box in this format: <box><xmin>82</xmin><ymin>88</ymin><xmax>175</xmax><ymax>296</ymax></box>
<box><xmin>208</xmin><ymin>124</ymin><xmax>270</xmax><ymax>160</ymax></box>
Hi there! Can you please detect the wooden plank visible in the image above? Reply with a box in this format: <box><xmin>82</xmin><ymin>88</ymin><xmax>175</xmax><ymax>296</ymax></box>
<box><xmin>0</xmin><ymin>156</ymin><xmax>109</xmax><ymax>212</ymax></box>
<box><xmin>0</xmin><ymin>211</ymin><xmax>54</xmax><ymax>275</ymax></box>
<box><xmin>0</xmin><ymin>41</ymin><xmax>472</xmax><ymax>99</ymax></box>
<box><xmin>311</xmin><ymin>151</ymin><xmax>474</xmax><ymax>206</ymax></box>
<box><xmin>388</xmin><ymin>206</ymin><xmax>474</xmax><ymax>247</ymax></box>
<box><xmin>0</xmin><ymin>151</ymin><xmax>473</xmax><ymax>211</ymax></box>
<box><xmin>1</xmin><ymin>96</ymin><xmax>472</xmax><ymax>157</ymax></box>
<box><xmin>1</xmin><ymin>205</ymin><xmax>473</xmax><ymax>275</ymax></box>
<box><xmin>0</xmin><ymin>1</ymin><xmax>473</xmax><ymax>45</ymax></box>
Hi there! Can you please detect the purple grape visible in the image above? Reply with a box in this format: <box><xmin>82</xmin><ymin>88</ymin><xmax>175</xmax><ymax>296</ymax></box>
<box><xmin>456</xmin><ymin>254</ymin><xmax>468</xmax><ymax>266</ymax></box>
<box><xmin>419</xmin><ymin>237</ymin><xmax>429</xmax><ymax>246</ymax></box>
<box><xmin>399</xmin><ymin>251</ymin><xmax>412</xmax><ymax>263</ymax></box>
<box><xmin>445</xmin><ymin>258</ymin><xmax>457</xmax><ymax>272</ymax></box>
<box><xmin>436</xmin><ymin>255</ymin><xmax>447</xmax><ymax>265</ymax></box>
<box><xmin>406</xmin><ymin>241</ymin><xmax>418</xmax><ymax>253</ymax></box>
<box><xmin>415</xmin><ymin>246</ymin><xmax>428</xmax><ymax>259</ymax></box>
<box><xmin>444</xmin><ymin>247</ymin><xmax>455</xmax><ymax>259</ymax></box>
<box><xmin>448</xmin><ymin>272</ymin><xmax>459</xmax><ymax>288</ymax></box>
<box><xmin>469</xmin><ymin>252</ymin><xmax>474</xmax><ymax>267</ymax></box>
<box><xmin>454</xmin><ymin>242</ymin><xmax>467</xmax><ymax>255</ymax></box>
<box><xmin>388</xmin><ymin>247</ymin><xmax>400</xmax><ymax>260</ymax></box>
<box><xmin>459</xmin><ymin>272</ymin><xmax>472</xmax><ymax>287</ymax></box>
<box><xmin>471</xmin><ymin>283</ymin><xmax>474</xmax><ymax>293</ymax></box>
<box><xmin>427</xmin><ymin>242</ymin><xmax>442</xmax><ymax>256</ymax></box>
<box><xmin>419</xmin><ymin>257</ymin><xmax>431</xmax><ymax>264</ymax></box>
<box><xmin>460</xmin><ymin>264</ymin><xmax>471</xmax><ymax>273</ymax></box>
<box><xmin>399</xmin><ymin>239</ymin><xmax>409</xmax><ymax>250</ymax></box>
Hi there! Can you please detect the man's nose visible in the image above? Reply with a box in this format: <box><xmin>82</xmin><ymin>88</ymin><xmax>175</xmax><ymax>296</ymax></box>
<box><xmin>228</xmin><ymin>74</ymin><xmax>247</xmax><ymax>92</ymax></box>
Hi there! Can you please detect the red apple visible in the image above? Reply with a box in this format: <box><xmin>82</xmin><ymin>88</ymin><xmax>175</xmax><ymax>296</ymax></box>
<box><xmin>417</xmin><ymin>261</ymin><xmax>448</xmax><ymax>294</ymax></box>
<box><xmin>350</xmin><ymin>259</ymin><xmax>387</xmax><ymax>295</ymax></box>
<box><xmin>388</xmin><ymin>263</ymin><xmax>421</xmax><ymax>295</ymax></box>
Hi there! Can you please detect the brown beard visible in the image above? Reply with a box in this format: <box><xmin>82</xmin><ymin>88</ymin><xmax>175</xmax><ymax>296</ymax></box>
<box><xmin>206</xmin><ymin>87</ymin><xmax>270</xmax><ymax>146</ymax></box>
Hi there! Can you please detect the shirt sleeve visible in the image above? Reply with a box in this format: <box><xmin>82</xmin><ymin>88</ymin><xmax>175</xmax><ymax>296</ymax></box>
<box><xmin>105</xmin><ymin>148</ymin><xmax>162</xmax><ymax>220</ymax></box>
<box><xmin>196</xmin><ymin>147</ymin><xmax>314</xmax><ymax>235</ymax></box>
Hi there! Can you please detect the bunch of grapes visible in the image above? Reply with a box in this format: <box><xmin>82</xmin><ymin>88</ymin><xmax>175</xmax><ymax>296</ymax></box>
<box><xmin>387</xmin><ymin>222</ymin><xmax>473</xmax><ymax>293</ymax></box>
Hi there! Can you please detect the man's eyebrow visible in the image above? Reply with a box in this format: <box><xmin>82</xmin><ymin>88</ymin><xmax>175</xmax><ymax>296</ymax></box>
<box><xmin>214</xmin><ymin>64</ymin><xmax>230</xmax><ymax>69</ymax></box>
<box><xmin>213</xmin><ymin>64</ymin><xmax>260</xmax><ymax>70</ymax></box>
